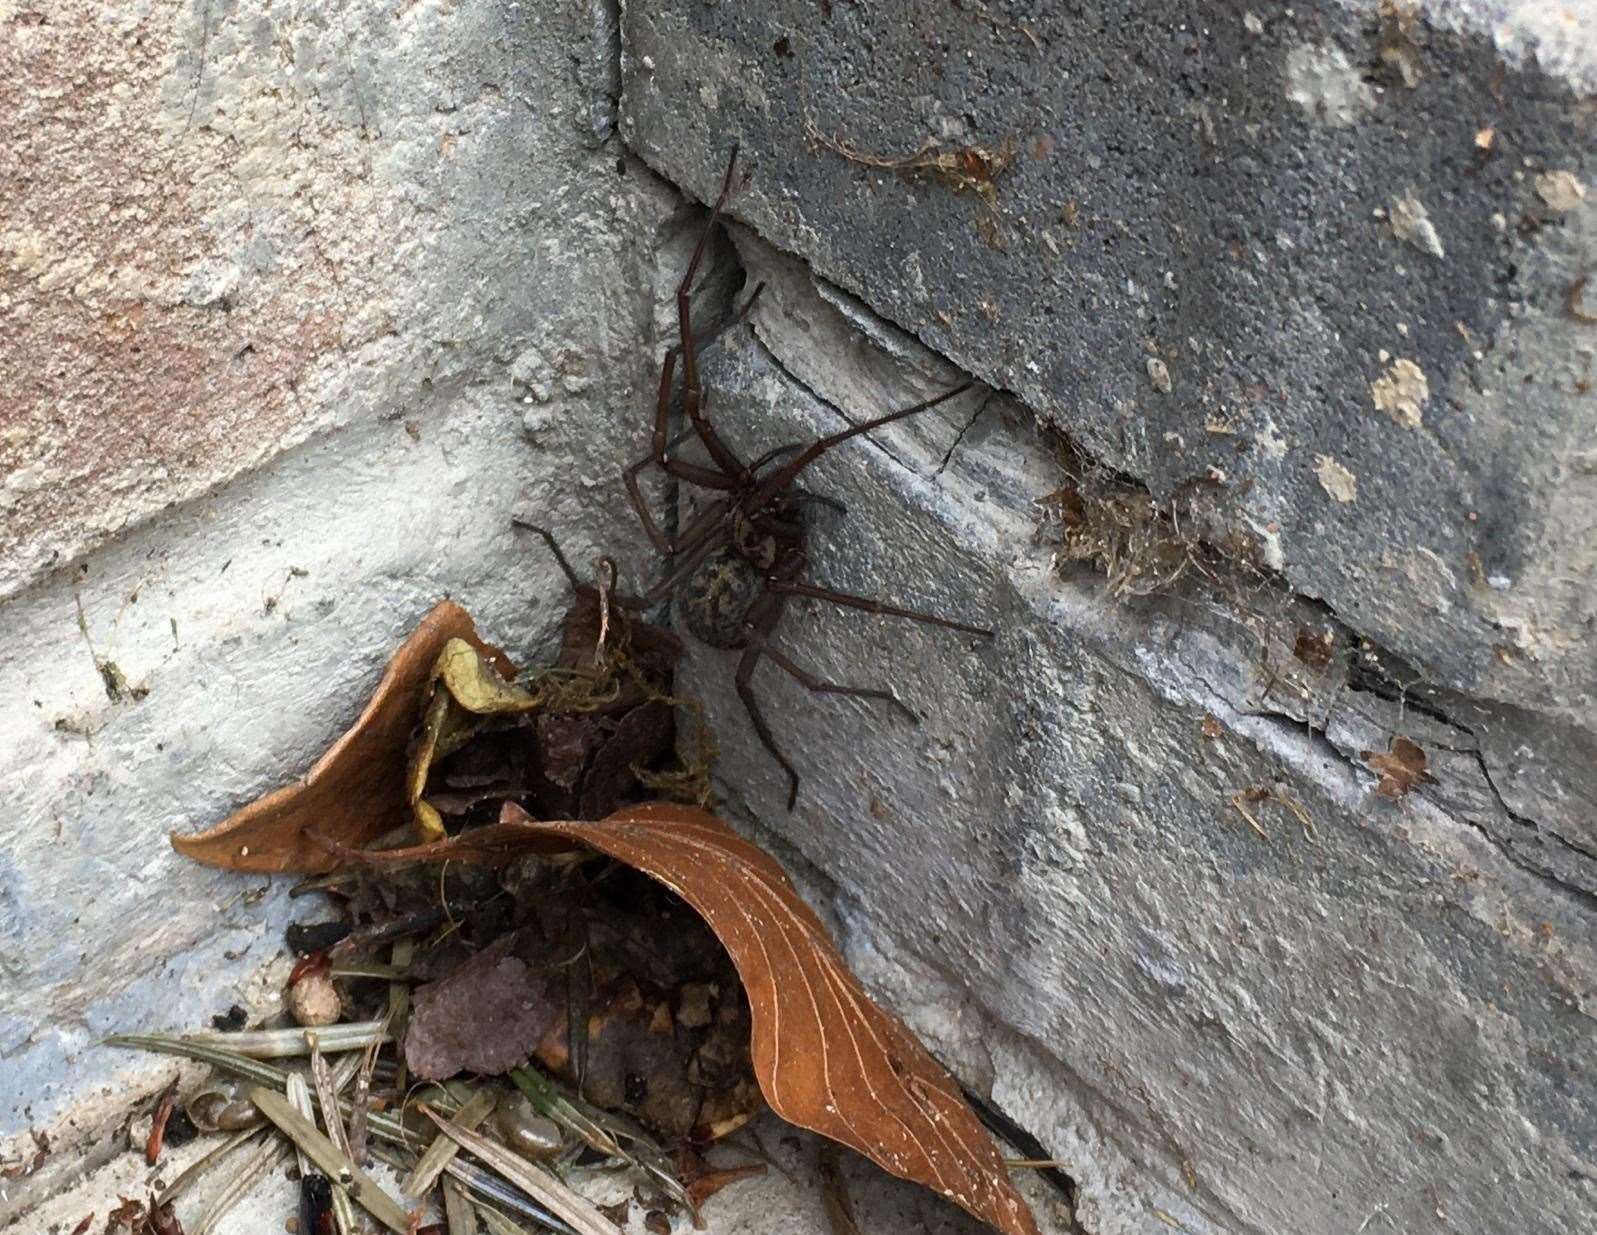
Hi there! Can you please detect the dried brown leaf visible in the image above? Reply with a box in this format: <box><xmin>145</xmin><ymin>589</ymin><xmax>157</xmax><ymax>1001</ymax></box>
<box><xmin>1361</xmin><ymin>736</ymin><xmax>1436</xmax><ymax>799</ymax></box>
<box><xmin>404</xmin><ymin>933</ymin><xmax>561</xmax><ymax>1081</ymax></box>
<box><xmin>1292</xmin><ymin>629</ymin><xmax>1335</xmax><ymax>673</ymax></box>
<box><xmin>170</xmin><ymin>602</ymin><xmax>513</xmax><ymax>872</ymax></box>
<box><xmin>355</xmin><ymin>803</ymin><xmax>1041</xmax><ymax>1235</ymax></box>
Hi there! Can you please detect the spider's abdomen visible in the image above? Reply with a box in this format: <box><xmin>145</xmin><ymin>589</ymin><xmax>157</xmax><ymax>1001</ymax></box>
<box><xmin>681</xmin><ymin>546</ymin><xmax>765</xmax><ymax>649</ymax></box>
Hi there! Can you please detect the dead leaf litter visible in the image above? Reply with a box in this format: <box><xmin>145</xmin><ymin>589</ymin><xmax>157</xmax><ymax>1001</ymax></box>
<box><xmin>99</xmin><ymin>560</ymin><xmax>1052</xmax><ymax>1233</ymax></box>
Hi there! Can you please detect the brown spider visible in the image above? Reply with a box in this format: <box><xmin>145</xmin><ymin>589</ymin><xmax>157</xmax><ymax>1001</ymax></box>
<box><xmin>618</xmin><ymin>148</ymin><xmax>993</xmax><ymax>808</ymax></box>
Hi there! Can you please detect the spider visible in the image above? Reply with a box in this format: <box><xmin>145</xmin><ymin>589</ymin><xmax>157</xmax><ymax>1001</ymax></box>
<box><xmin>618</xmin><ymin>148</ymin><xmax>994</xmax><ymax>808</ymax></box>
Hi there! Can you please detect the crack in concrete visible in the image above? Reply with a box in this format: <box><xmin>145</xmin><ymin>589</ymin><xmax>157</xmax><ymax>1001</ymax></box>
<box><xmin>1230</xmin><ymin>681</ymin><xmax>1597</xmax><ymax>911</ymax></box>
<box><xmin>744</xmin><ymin>328</ymin><xmax>955</xmax><ymax>481</ymax></box>
<box><xmin>935</xmin><ymin>390</ymin><xmax>996</xmax><ymax>478</ymax></box>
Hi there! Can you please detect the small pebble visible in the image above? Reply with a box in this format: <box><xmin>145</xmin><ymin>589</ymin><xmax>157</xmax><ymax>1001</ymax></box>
<box><xmin>186</xmin><ymin>1082</ymin><xmax>263</xmax><ymax>1132</ymax></box>
<box><xmin>286</xmin><ymin>972</ymin><xmax>342</xmax><ymax>1027</ymax></box>
<box><xmin>494</xmin><ymin>1092</ymin><xmax>563</xmax><ymax>1161</ymax></box>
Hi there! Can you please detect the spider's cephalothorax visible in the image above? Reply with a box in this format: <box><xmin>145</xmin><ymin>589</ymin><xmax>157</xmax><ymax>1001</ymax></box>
<box><xmin>621</xmin><ymin>147</ymin><xmax>993</xmax><ymax>808</ymax></box>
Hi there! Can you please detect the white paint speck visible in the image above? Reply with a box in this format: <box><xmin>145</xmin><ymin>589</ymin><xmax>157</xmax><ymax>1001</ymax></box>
<box><xmin>1389</xmin><ymin>189</ymin><xmax>1446</xmax><ymax>259</ymax></box>
<box><xmin>1315</xmin><ymin>455</ymin><xmax>1358</xmax><ymax>502</ymax></box>
<box><xmin>1284</xmin><ymin>43</ymin><xmax>1376</xmax><ymax>128</ymax></box>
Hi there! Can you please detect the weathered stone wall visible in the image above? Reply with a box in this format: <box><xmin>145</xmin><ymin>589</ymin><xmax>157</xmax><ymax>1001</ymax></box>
<box><xmin>0</xmin><ymin>0</ymin><xmax>680</xmax><ymax>1218</ymax></box>
<box><xmin>3</xmin><ymin>2</ymin><xmax>1593</xmax><ymax>1233</ymax></box>
<box><xmin>620</xmin><ymin>4</ymin><xmax>1596</xmax><ymax>1234</ymax></box>
<box><xmin>622</xmin><ymin>0</ymin><xmax>1597</xmax><ymax>730</ymax></box>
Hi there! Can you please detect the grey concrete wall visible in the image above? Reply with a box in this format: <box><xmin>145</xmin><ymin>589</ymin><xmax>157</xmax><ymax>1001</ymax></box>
<box><xmin>0</xmin><ymin>0</ymin><xmax>683</xmax><ymax>1219</ymax></box>
<box><xmin>4</xmin><ymin>2</ymin><xmax>1594</xmax><ymax>1234</ymax></box>
<box><xmin>620</xmin><ymin>0</ymin><xmax>1597</xmax><ymax>731</ymax></box>
<box><xmin>618</xmin><ymin>4</ymin><xmax>1597</xmax><ymax>1234</ymax></box>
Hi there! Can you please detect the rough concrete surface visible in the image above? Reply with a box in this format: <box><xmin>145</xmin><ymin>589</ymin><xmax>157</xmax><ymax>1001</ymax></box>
<box><xmin>620</xmin><ymin>0</ymin><xmax>1597</xmax><ymax>730</ymax></box>
<box><xmin>5</xmin><ymin>2</ymin><xmax>1596</xmax><ymax>1234</ymax></box>
<box><xmin>664</xmin><ymin>226</ymin><xmax>1596</xmax><ymax>1234</ymax></box>
<box><xmin>0</xmin><ymin>0</ymin><xmax>688</xmax><ymax>1221</ymax></box>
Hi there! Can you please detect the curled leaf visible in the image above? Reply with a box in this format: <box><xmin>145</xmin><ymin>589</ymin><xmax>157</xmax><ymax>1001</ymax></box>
<box><xmin>342</xmin><ymin>804</ymin><xmax>1042</xmax><ymax>1235</ymax></box>
<box><xmin>435</xmin><ymin>638</ymin><xmax>542</xmax><ymax>714</ymax></box>
<box><xmin>170</xmin><ymin>602</ymin><xmax>514</xmax><ymax>873</ymax></box>
<box><xmin>1361</xmin><ymin>736</ymin><xmax>1436</xmax><ymax>799</ymax></box>
<box><xmin>407</xmin><ymin>689</ymin><xmax>479</xmax><ymax>842</ymax></box>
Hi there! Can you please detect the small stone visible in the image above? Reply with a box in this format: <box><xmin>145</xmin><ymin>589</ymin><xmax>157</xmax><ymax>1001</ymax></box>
<box><xmin>1146</xmin><ymin>358</ymin><xmax>1173</xmax><ymax>394</ymax></box>
<box><xmin>1535</xmin><ymin>170</ymin><xmax>1585</xmax><ymax>213</ymax></box>
<box><xmin>287</xmin><ymin>972</ymin><xmax>342</xmax><ymax>1027</ymax></box>
<box><xmin>1389</xmin><ymin>190</ymin><xmax>1445</xmax><ymax>259</ymax></box>
<box><xmin>495</xmin><ymin>1092</ymin><xmax>563</xmax><ymax>1161</ymax></box>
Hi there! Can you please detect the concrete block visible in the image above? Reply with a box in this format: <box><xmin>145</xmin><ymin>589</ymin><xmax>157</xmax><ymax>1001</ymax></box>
<box><xmin>0</xmin><ymin>0</ymin><xmax>689</xmax><ymax>1219</ymax></box>
<box><xmin>661</xmin><ymin>226</ymin><xmax>1597</xmax><ymax>1234</ymax></box>
<box><xmin>9</xmin><ymin>3</ymin><xmax>1596</xmax><ymax>1233</ymax></box>
<box><xmin>619</xmin><ymin>0</ymin><xmax>1597</xmax><ymax>730</ymax></box>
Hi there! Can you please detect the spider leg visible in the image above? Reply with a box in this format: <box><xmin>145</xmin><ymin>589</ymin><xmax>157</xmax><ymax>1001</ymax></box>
<box><xmin>770</xmin><ymin>579</ymin><xmax>994</xmax><ymax>638</ymax></box>
<box><xmin>511</xmin><ymin>520</ymin><xmax>586</xmax><ymax>591</ymax></box>
<box><xmin>648</xmin><ymin>283</ymin><xmax>765</xmax><ymax>464</ymax></box>
<box><xmin>629</xmin><ymin>280</ymin><xmax>768</xmax><ymax>555</ymax></box>
<box><xmin>735</xmin><ymin>592</ymin><xmax>803</xmax><ymax>810</ymax></box>
<box><xmin>744</xmin><ymin>380</ymin><xmax>975</xmax><ymax>513</ymax></box>
<box><xmin>674</xmin><ymin>149</ymin><xmax>753</xmax><ymax>480</ymax></box>
<box><xmin>625</xmin><ymin>428</ymin><xmax>740</xmax><ymax>557</ymax></box>
<box><xmin>511</xmin><ymin>521</ymin><xmax>653</xmax><ymax>612</ymax></box>
<box><xmin>632</xmin><ymin>516</ymin><xmax>733</xmax><ymax>607</ymax></box>
<box><xmin>746</xmin><ymin>625</ymin><xmax>921</xmax><ymax>725</ymax></box>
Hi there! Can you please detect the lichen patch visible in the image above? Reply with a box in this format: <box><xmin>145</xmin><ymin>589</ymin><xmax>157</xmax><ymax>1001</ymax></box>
<box><xmin>1314</xmin><ymin>455</ymin><xmax>1358</xmax><ymax>503</ymax></box>
<box><xmin>1370</xmin><ymin>358</ymin><xmax>1430</xmax><ymax>428</ymax></box>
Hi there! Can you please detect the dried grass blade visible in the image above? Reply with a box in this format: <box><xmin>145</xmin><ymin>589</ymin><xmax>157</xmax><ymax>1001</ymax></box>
<box><xmin>309</xmin><ymin>1039</ymin><xmax>353</xmax><ymax>1157</ymax></box>
<box><xmin>403</xmin><ymin>1087</ymin><xmax>497</xmax><ymax>1198</ymax></box>
<box><xmin>192</xmin><ymin>1132</ymin><xmax>289</xmax><ymax>1235</ymax></box>
<box><xmin>286</xmin><ymin>1074</ymin><xmax>316</xmax><ymax>1179</ymax></box>
<box><xmin>440</xmin><ymin>1158</ymin><xmax>573</xmax><ymax>1235</ymax></box>
<box><xmin>249</xmin><ymin>1087</ymin><xmax>411</xmax><ymax>1234</ymax></box>
<box><xmin>347</xmin><ymin>1010</ymin><xmax>390</xmax><ymax>1166</ymax></box>
<box><xmin>442</xmin><ymin>1176</ymin><xmax>476</xmax><ymax>1234</ymax></box>
<box><xmin>508</xmin><ymin>1070</ymin><xmax>686</xmax><ymax>1210</ymax></box>
<box><xmin>176</xmin><ymin>1020</ymin><xmax>391</xmax><ymax>1057</ymax></box>
<box><xmin>157</xmin><ymin>1126</ymin><xmax>262</xmax><ymax>1205</ymax></box>
<box><xmin>425</xmin><ymin>1108</ymin><xmax>617</xmax><ymax>1235</ymax></box>
<box><xmin>476</xmin><ymin>1203</ymin><xmax>537</xmax><ymax>1235</ymax></box>
<box><xmin>388</xmin><ymin>937</ymin><xmax>416</xmax><ymax>1094</ymax></box>
<box><xmin>106</xmin><ymin>1034</ymin><xmax>290</xmax><ymax>1088</ymax></box>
